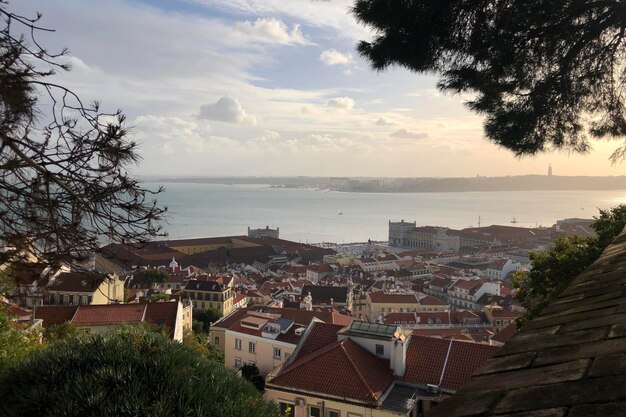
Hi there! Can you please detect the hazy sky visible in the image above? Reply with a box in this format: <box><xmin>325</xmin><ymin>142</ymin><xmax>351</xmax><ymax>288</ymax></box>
<box><xmin>15</xmin><ymin>0</ymin><xmax>625</xmax><ymax>177</ymax></box>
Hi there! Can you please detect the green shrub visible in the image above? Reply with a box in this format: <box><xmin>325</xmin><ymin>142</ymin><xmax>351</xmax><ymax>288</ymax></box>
<box><xmin>0</xmin><ymin>328</ymin><xmax>279</xmax><ymax>417</ymax></box>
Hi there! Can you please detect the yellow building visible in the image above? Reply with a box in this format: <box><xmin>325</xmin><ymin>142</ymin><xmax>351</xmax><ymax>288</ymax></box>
<box><xmin>183</xmin><ymin>278</ymin><xmax>234</xmax><ymax>317</ymax></box>
<box><xmin>45</xmin><ymin>271</ymin><xmax>124</xmax><ymax>306</ymax></box>
<box><xmin>366</xmin><ymin>291</ymin><xmax>447</xmax><ymax>322</ymax></box>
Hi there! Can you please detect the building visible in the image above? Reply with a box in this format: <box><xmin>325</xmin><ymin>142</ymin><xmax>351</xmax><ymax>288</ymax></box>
<box><xmin>301</xmin><ymin>285</ymin><xmax>353</xmax><ymax>311</ymax></box>
<box><xmin>265</xmin><ymin>320</ymin><xmax>499</xmax><ymax>417</ymax></box>
<box><xmin>366</xmin><ymin>292</ymin><xmax>448</xmax><ymax>322</ymax></box>
<box><xmin>447</xmin><ymin>280</ymin><xmax>501</xmax><ymax>310</ymax></box>
<box><xmin>209</xmin><ymin>306</ymin><xmax>353</xmax><ymax>373</ymax></box>
<box><xmin>34</xmin><ymin>301</ymin><xmax>187</xmax><ymax>341</ymax></box>
<box><xmin>183</xmin><ymin>278</ymin><xmax>234</xmax><ymax>316</ymax></box>
<box><xmin>388</xmin><ymin>220</ymin><xmax>417</xmax><ymax>247</ymax></box>
<box><xmin>483</xmin><ymin>304</ymin><xmax>522</xmax><ymax>332</ymax></box>
<box><xmin>430</xmin><ymin>222</ymin><xmax>626</xmax><ymax>417</ymax></box>
<box><xmin>485</xmin><ymin>258</ymin><xmax>522</xmax><ymax>280</ymax></box>
<box><xmin>45</xmin><ymin>271</ymin><xmax>124</xmax><ymax>306</ymax></box>
<box><xmin>248</xmin><ymin>226</ymin><xmax>279</xmax><ymax>239</ymax></box>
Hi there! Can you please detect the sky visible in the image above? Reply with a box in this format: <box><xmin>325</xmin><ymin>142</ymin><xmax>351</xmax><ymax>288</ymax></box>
<box><xmin>12</xmin><ymin>0</ymin><xmax>626</xmax><ymax>177</ymax></box>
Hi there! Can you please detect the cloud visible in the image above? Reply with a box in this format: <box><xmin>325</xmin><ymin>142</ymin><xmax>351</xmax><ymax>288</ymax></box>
<box><xmin>389</xmin><ymin>129</ymin><xmax>429</xmax><ymax>140</ymax></box>
<box><xmin>376</xmin><ymin>117</ymin><xmax>393</xmax><ymax>126</ymax></box>
<box><xmin>327</xmin><ymin>96</ymin><xmax>355</xmax><ymax>109</ymax></box>
<box><xmin>320</xmin><ymin>49</ymin><xmax>352</xmax><ymax>66</ymax></box>
<box><xmin>233</xmin><ymin>18</ymin><xmax>309</xmax><ymax>45</ymax></box>
<box><xmin>198</xmin><ymin>96</ymin><xmax>257</xmax><ymax>125</ymax></box>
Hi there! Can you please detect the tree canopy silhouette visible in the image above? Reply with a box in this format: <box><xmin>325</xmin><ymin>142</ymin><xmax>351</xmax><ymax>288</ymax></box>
<box><xmin>0</xmin><ymin>2</ymin><xmax>165</xmax><ymax>268</ymax></box>
<box><xmin>353</xmin><ymin>0</ymin><xmax>626</xmax><ymax>159</ymax></box>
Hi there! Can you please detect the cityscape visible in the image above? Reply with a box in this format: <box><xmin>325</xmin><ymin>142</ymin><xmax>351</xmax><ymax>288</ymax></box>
<box><xmin>1</xmin><ymin>1</ymin><xmax>624</xmax><ymax>417</ymax></box>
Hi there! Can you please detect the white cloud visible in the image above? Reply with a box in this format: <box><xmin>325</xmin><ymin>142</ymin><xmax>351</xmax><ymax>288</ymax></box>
<box><xmin>390</xmin><ymin>129</ymin><xmax>429</xmax><ymax>140</ymax></box>
<box><xmin>233</xmin><ymin>18</ymin><xmax>310</xmax><ymax>45</ymax></box>
<box><xmin>320</xmin><ymin>49</ymin><xmax>352</xmax><ymax>66</ymax></box>
<box><xmin>376</xmin><ymin>117</ymin><xmax>393</xmax><ymax>126</ymax></box>
<box><xmin>198</xmin><ymin>96</ymin><xmax>257</xmax><ymax>125</ymax></box>
<box><xmin>327</xmin><ymin>96</ymin><xmax>355</xmax><ymax>109</ymax></box>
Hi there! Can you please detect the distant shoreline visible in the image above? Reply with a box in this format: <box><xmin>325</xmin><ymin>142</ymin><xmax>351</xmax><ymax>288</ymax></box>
<box><xmin>140</xmin><ymin>175</ymin><xmax>626</xmax><ymax>193</ymax></box>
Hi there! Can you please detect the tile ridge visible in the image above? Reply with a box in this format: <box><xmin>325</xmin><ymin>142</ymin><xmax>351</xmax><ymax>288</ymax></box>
<box><xmin>341</xmin><ymin>339</ymin><xmax>390</xmax><ymax>402</ymax></box>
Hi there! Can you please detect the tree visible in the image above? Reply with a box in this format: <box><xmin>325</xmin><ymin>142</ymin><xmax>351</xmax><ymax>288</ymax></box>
<box><xmin>0</xmin><ymin>2</ymin><xmax>165</xmax><ymax>269</ymax></box>
<box><xmin>0</xmin><ymin>328</ymin><xmax>279</xmax><ymax>417</ymax></box>
<box><xmin>0</xmin><ymin>305</ymin><xmax>41</xmax><ymax>373</ymax></box>
<box><xmin>130</xmin><ymin>269</ymin><xmax>169</xmax><ymax>288</ymax></box>
<box><xmin>193</xmin><ymin>307</ymin><xmax>222</xmax><ymax>333</ymax></box>
<box><xmin>513</xmin><ymin>204</ymin><xmax>626</xmax><ymax>324</ymax></box>
<box><xmin>240</xmin><ymin>363</ymin><xmax>265</xmax><ymax>392</ymax></box>
<box><xmin>353</xmin><ymin>0</ymin><xmax>626</xmax><ymax>159</ymax></box>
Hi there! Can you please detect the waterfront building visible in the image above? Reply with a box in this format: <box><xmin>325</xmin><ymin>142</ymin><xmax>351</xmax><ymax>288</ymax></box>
<box><xmin>248</xmin><ymin>225</ymin><xmax>279</xmax><ymax>239</ymax></box>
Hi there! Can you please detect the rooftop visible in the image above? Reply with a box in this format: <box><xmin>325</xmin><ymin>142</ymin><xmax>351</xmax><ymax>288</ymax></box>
<box><xmin>431</xmin><ymin>229</ymin><xmax>626</xmax><ymax>416</ymax></box>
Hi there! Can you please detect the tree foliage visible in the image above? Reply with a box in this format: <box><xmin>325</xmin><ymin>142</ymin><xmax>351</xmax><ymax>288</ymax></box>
<box><xmin>353</xmin><ymin>0</ymin><xmax>626</xmax><ymax>159</ymax></box>
<box><xmin>183</xmin><ymin>328</ymin><xmax>224</xmax><ymax>363</ymax></box>
<box><xmin>0</xmin><ymin>2</ymin><xmax>165</xmax><ymax>269</ymax></box>
<box><xmin>240</xmin><ymin>363</ymin><xmax>265</xmax><ymax>392</ymax></box>
<box><xmin>0</xmin><ymin>305</ymin><xmax>41</xmax><ymax>373</ymax></box>
<box><xmin>0</xmin><ymin>327</ymin><xmax>279</xmax><ymax>417</ymax></box>
<box><xmin>193</xmin><ymin>308</ymin><xmax>222</xmax><ymax>333</ymax></box>
<box><xmin>513</xmin><ymin>204</ymin><xmax>626</xmax><ymax>324</ymax></box>
<box><xmin>131</xmin><ymin>269</ymin><xmax>169</xmax><ymax>288</ymax></box>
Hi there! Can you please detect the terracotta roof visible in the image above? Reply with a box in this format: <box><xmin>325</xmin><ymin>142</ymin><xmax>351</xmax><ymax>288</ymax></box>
<box><xmin>1</xmin><ymin>301</ymin><xmax>31</xmax><ymax>317</ymax></box>
<box><xmin>415</xmin><ymin>312</ymin><xmax>451</xmax><ymax>325</ymax></box>
<box><xmin>143</xmin><ymin>302</ymin><xmax>179</xmax><ymax>338</ymax></box>
<box><xmin>489</xmin><ymin>308</ymin><xmax>523</xmax><ymax>318</ymax></box>
<box><xmin>33</xmin><ymin>305</ymin><xmax>78</xmax><ymax>327</ymax></box>
<box><xmin>383</xmin><ymin>312</ymin><xmax>417</xmax><ymax>325</ymax></box>
<box><xmin>368</xmin><ymin>292</ymin><xmax>419</xmax><ymax>304</ymax></box>
<box><xmin>34</xmin><ymin>302</ymin><xmax>180</xmax><ymax>338</ymax></box>
<box><xmin>428</xmin><ymin>276</ymin><xmax>453</xmax><ymax>288</ymax></box>
<box><xmin>451</xmin><ymin>279</ymin><xmax>484</xmax><ymax>291</ymax></box>
<box><xmin>232</xmin><ymin>293</ymin><xmax>247</xmax><ymax>305</ymax></box>
<box><xmin>403</xmin><ymin>335</ymin><xmax>499</xmax><ymax>391</ymax></box>
<box><xmin>418</xmin><ymin>295</ymin><xmax>448</xmax><ymax>306</ymax></box>
<box><xmin>270</xmin><ymin>338</ymin><xmax>394</xmax><ymax>403</ymax></box>
<box><xmin>72</xmin><ymin>304</ymin><xmax>146</xmax><ymax>325</ymax></box>
<box><xmin>293</xmin><ymin>321</ymin><xmax>346</xmax><ymax>361</ymax></box>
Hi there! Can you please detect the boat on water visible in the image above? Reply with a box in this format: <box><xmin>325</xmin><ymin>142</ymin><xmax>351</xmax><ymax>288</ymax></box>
<box><xmin>511</xmin><ymin>216</ymin><xmax>518</xmax><ymax>224</ymax></box>
<box><xmin>338</xmin><ymin>209</ymin><xmax>343</xmax><ymax>215</ymax></box>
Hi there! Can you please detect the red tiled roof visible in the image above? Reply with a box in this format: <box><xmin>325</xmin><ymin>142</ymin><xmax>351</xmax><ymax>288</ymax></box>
<box><xmin>451</xmin><ymin>279</ymin><xmax>484</xmax><ymax>291</ymax></box>
<box><xmin>271</xmin><ymin>338</ymin><xmax>394</xmax><ymax>403</ymax></box>
<box><xmin>489</xmin><ymin>308</ymin><xmax>523</xmax><ymax>318</ymax></box>
<box><xmin>403</xmin><ymin>336</ymin><xmax>499</xmax><ymax>391</ymax></box>
<box><xmin>368</xmin><ymin>292</ymin><xmax>419</xmax><ymax>304</ymax></box>
<box><xmin>415</xmin><ymin>312</ymin><xmax>451</xmax><ymax>325</ymax></box>
<box><xmin>293</xmin><ymin>321</ymin><xmax>345</xmax><ymax>361</ymax></box>
<box><xmin>1</xmin><ymin>301</ymin><xmax>31</xmax><ymax>317</ymax></box>
<box><xmin>418</xmin><ymin>295</ymin><xmax>448</xmax><ymax>306</ymax></box>
<box><xmin>233</xmin><ymin>293</ymin><xmax>247</xmax><ymax>305</ymax></box>
<box><xmin>33</xmin><ymin>305</ymin><xmax>78</xmax><ymax>327</ymax></box>
<box><xmin>72</xmin><ymin>304</ymin><xmax>146</xmax><ymax>325</ymax></box>
<box><xmin>383</xmin><ymin>312</ymin><xmax>417</xmax><ymax>325</ymax></box>
<box><xmin>144</xmin><ymin>302</ymin><xmax>179</xmax><ymax>338</ymax></box>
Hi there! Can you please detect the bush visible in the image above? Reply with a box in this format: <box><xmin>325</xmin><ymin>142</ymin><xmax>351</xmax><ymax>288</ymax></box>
<box><xmin>0</xmin><ymin>328</ymin><xmax>279</xmax><ymax>417</ymax></box>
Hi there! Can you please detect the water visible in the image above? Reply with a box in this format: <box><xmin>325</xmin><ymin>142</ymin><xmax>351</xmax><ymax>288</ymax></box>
<box><xmin>145</xmin><ymin>182</ymin><xmax>626</xmax><ymax>243</ymax></box>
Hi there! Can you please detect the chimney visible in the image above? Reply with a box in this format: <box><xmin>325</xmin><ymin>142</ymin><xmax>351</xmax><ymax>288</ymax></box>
<box><xmin>390</xmin><ymin>329</ymin><xmax>410</xmax><ymax>377</ymax></box>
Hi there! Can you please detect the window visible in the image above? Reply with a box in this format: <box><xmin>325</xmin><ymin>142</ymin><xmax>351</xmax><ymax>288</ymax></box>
<box><xmin>273</xmin><ymin>347</ymin><xmax>281</xmax><ymax>359</ymax></box>
<box><xmin>375</xmin><ymin>344</ymin><xmax>384</xmax><ymax>356</ymax></box>
<box><xmin>234</xmin><ymin>357</ymin><xmax>241</xmax><ymax>368</ymax></box>
<box><xmin>235</xmin><ymin>338</ymin><xmax>242</xmax><ymax>350</ymax></box>
<box><xmin>279</xmin><ymin>403</ymin><xmax>294</xmax><ymax>417</ymax></box>
<box><xmin>249</xmin><ymin>341</ymin><xmax>256</xmax><ymax>353</ymax></box>
<box><xmin>381</xmin><ymin>307</ymin><xmax>385</xmax><ymax>313</ymax></box>
<box><xmin>214</xmin><ymin>336</ymin><xmax>220</xmax><ymax>345</ymax></box>
<box><xmin>309</xmin><ymin>406</ymin><xmax>321</xmax><ymax>417</ymax></box>
<box><xmin>201</xmin><ymin>302</ymin><xmax>206</xmax><ymax>308</ymax></box>
<box><xmin>327</xmin><ymin>409</ymin><xmax>340</xmax><ymax>417</ymax></box>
